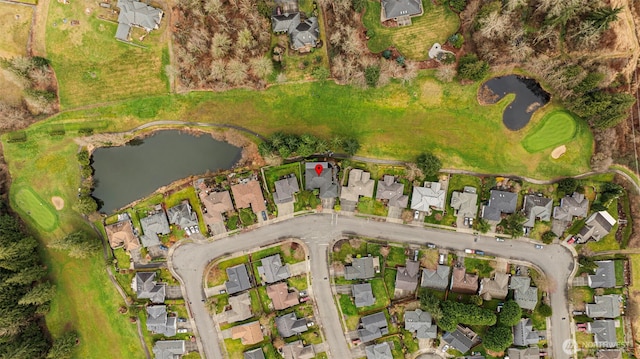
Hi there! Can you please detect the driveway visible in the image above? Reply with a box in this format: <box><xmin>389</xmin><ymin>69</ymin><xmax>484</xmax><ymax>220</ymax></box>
<box><xmin>170</xmin><ymin>213</ymin><xmax>575</xmax><ymax>359</ymax></box>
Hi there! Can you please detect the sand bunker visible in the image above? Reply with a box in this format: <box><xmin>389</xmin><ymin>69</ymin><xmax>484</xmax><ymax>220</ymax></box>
<box><xmin>51</xmin><ymin>196</ymin><xmax>64</xmax><ymax>210</ymax></box>
<box><xmin>551</xmin><ymin>145</ymin><xmax>567</xmax><ymax>159</ymax></box>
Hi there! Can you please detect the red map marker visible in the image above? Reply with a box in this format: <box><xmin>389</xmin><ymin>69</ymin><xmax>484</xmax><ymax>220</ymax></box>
<box><xmin>314</xmin><ymin>164</ymin><xmax>323</xmax><ymax>176</ymax></box>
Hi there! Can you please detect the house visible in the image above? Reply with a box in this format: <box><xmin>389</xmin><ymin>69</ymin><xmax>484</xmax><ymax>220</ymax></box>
<box><xmin>340</xmin><ymin>169</ymin><xmax>375</xmax><ymax>206</ymax></box>
<box><xmin>199</xmin><ymin>190</ymin><xmax>234</xmax><ymax>232</ymax></box>
<box><xmin>365</xmin><ymin>342</ymin><xmax>393</xmax><ymax>359</ymax></box>
<box><xmin>481</xmin><ymin>190</ymin><xmax>518</xmax><ymax>222</ymax></box>
<box><xmin>380</xmin><ymin>0</ymin><xmax>423</xmax><ymax>24</ymax></box>
<box><xmin>509</xmin><ymin>276</ymin><xmax>538</xmax><ymax>310</ymax></box>
<box><xmin>224</xmin><ymin>292</ymin><xmax>253</xmax><ymax>323</ymax></box>
<box><xmin>442</xmin><ymin>325</ymin><xmax>480</xmax><ymax>354</ymax></box>
<box><xmin>139</xmin><ymin>210</ymin><xmax>170</xmax><ymax>248</ymax></box>
<box><xmin>507</xmin><ymin>347</ymin><xmax>540</xmax><ymax>359</ymax></box>
<box><xmin>358</xmin><ymin>312</ymin><xmax>389</xmax><ymax>342</ymax></box>
<box><xmin>282</xmin><ymin>340</ymin><xmax>315</xmax><ymax>359</ymax></box>
<box><xmin>304</xmin><ymin>162</ymin><xmax>339</xmax><ymax>199</ymax></box>
<box><xmin>588</xmin><ymin>320</ymin><xmax>617</xmax><ymax>348</ymax></box>
<box><xmin>522</xmin><ymin>195</ymin><xmax>553</xmax><ymax>228</ymax></box>
<box><xmin>450</xmin><ymin>266</ymin><xmax>479</xmax><ymax>294</ymax></box>
<box><xmin>421</xmin><ymin>265</ymin><xmax>451</xmax><ymax>291</ymax></box>
<box><xmin>450</xmin><ymin>186</ymin><xmax>478</xmax><ymax>220</ymax></box>
<box><xmin>587</xmin><ymin>295</ymin><xmax>622</xmax><ymax>319</ymax></box>
<box><xmin>479</xmin><ymin>272</ymin><xmax>509</xmax><ymax>300</ymax></box>
<box><xmin>588</xmin><ymin>261</ymin><xmax>616</xmax><ymax>289</ymax></box>
<box><xmin>345</xmin><ymin>256</ymin><xmax>379</xmax><ymax>280</ymax></box>
<box><xmin>244</xmin><ymin>347</ymin><xmax>266</xmax><ymax>359</ymax></box>
<box><xmin>597</xmin><ymin>350</ymin><xmax>623</xmax><ymax>359</ymax></box>
<box><xmin>105</xmin><ymin>216</ymin><xmax>140</xmax><ymax>251</ymax></box>
<box><xmin>146</xmin><ymin>305</ymin><xmax>177</xmax><ymax>337</ymax></box>
<box><xmin>271</xmin><ymin>1</ymin><xmax>320</xmax><ymax>53</ymax></box>
<box><xmin>578</xmin><ymin>211</ymin><xmax>617</xmax><ymax>243</ymax></box>
<box><xmin>132</xmin><ymin>272</ymin><xmax>166</xmax><ymax>303</ymax></box>
<box><xmin>275</xmin><ymin>312</ymin><xmax>308</xmax><ymax>337</ymax></box>
<box><xmin>353</xmin><ymin>283</ymin><xmax>375</xmax><ymax>308</ymax></box>
<box><xmin>231</xmin><ymin>180</ymin><xmax>267</xmax><ymax>216</ymax></box>
<box><xmin>376</xmin><ymin>175</ymin><xmax>408</xmax><ymax>208</ymax></box>
<box><xmin>225</xmin><ymin>264</ymin><xmax>252</xmax><ymax>295</ymax></box>
<box><xmin>553</xmin><ymin>192</ymin><xmax>589</xmax><ymax>221</ymax></box>
<box><xmin>266</xmin><ymin>282</ymin><xmax>299</xmax><ymax>310</ymax></box>
<box><xmin>167</xmin><ymin>200</ymin><xmax>198</xmax><ymax>231</ymax></box>
<box><xmin>395</xmin><ymin>259</ymin><xmax>420</xmax><ymax>293</ymax></box>
<box><xmin>115</xmin><ymin>0</ymin><xmax>163</xmax><ymax>41</ymax></box>
<box><xmin>231</xmin><ymin>321</ymin><xmax>264</xmax><ymax>345</ymax></box>
<box><xmin>512</xmin><ymin>318</ymin><xmax>540</xmax><ymax>346</ymax></box>
<box><xmin>152</xmin><ymin>340</ymin><xmax>185</xmax><ymax>359</ymax></box>
<box><xmin>274</xmin><ymin>175</ymin><xmax>300</xmax><ymax>204</ymax></box>
<box><xmin>411</xmin><ymin>181</ymin><xmax>447</xmax><ymax>214</ymax></box>
<box><xmin>258</xmin><ymin>254</ymin><xmax>291</xmax><ymax>283</ymax></box>
<box><xmin>404</xmin><ymin>309</ymin><xmax>437</xmax><ymax>339</ymax></box>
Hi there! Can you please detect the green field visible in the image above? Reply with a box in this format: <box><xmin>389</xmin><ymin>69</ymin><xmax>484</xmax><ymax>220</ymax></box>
<box><xmin>521</xmin><ymin>110</ymin><xmax>578</xmax><ymax>153</ymax></box>
<box><xmin>363</xmin><ymin>0</ymin><xmax>460</xmax><ymax>59</ymax></box>
<box><xmin>13</xmin><ymin>186</ymin><xmax>58</xmax><ymax>231</ymax></box>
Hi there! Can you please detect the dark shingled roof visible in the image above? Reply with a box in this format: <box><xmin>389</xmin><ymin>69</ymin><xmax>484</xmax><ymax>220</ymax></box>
<box><xmin>358</xmin><ymin>312</ymin><xmax>389</xmax><ymax>343</ymax></box>
<box><xmin>380</xmin><ymin>0</ymin><xmax>422</xmax><ymax>20</ymax></box>
<box><xmin>276</xmin><ymin>312</ymin><xmax>308</xmax><ymax>338</ymax></box>
<box><xmin>481</xmin><ymin>190</ymin><xmax>517</xmax><ymax>222</ymax></box>
<box><xmin>225</xmin><ymin>264</ymin><xmax>252</xmax><ymax>294</ymax></box>
<box><xmin>588</xmin><ymin>261</ymin><xmax>616</xmax><ymax>289</ymax></box>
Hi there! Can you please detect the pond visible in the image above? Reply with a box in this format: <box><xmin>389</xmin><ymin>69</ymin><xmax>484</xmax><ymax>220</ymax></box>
<box><xmin>91</xmin><ymin>130</ymin><xmax>242</xmax><ymax>213</ymax></box>
<box><xmin>480</xmin><ymin>75</ymin><xmax>550</xmax><ymax>131</ymax></box>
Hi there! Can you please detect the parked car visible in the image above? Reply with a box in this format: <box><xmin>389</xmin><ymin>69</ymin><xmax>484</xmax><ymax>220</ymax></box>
<box><xmin>159</xmin><ymin>245</ymin><xmax>168</xmax><ymax>251</ymax></box>
<box><xmin>567</xmin><ymin>236</ymin><xmax>576</xmax><ymax>244</ymax></box>
<box><xmin>306</xmin><ymin>321</ymin><xmax>315</xmax><ymax>327</ymax></box>
<box><xmin>177</xmin><ymin>328</ymin><xmax>188</xmax><ymax>334</ymax></box>
<box><xmin>535</xmin><ymin>244</ymin><xmax>544</xmax><ymax>249</ymax></box>
<box><xmin>464</xmin><ymin>217</ymin><xmax>469</xmax><ymax>226</ymax></box>
<box><xmin>496</xmin><ymin>238</ymin><xmax>505</xmax><ymax>242</ymax></box>
<box><xmin>414</xmin><ymin>211</ymin><xmax>420</xmax><ymax>220</ymax></box>
<box><xmin>572</xmin><ymin>310</ymin><xmax>585</xmax><ymax>316</ymax></box>
<box><xmin>299</xmin><ymin>290</ymin><xmax>308</xmax><ymax>297</ymax></box>
<box><xmin>219</xmin><ymin>289</ymin><xmax>227</xmax><ymax>294</ymax></box>
<box><xmin>438</xmin><ymin>253</ymin><xmax>446</xmax><ymax>265</ymax></box>
<box><xmin>185</xmin><ymin>227</ymin><xmax>192</xmax><ymax>236</ymax></box>
<box><xmin>468</xmin><ymin>218</ymin><xmax>474</xmax><ymax>227</ymax></box>
<box><xmin>178</xmin><ymin>317</ymin><xmax>187</xmax><ymax>323</ymax></box>
<box><xmin>464</xmin><ymin>249</ymin><xmax>475</xmax><ymax>254</ymax></box>
<box><xmin>192</xmin><ymin>225</ymin><xmax>200</xmax><ymax>233</ymax></box>
<box><xmin>426</xmin><ymin>242</ymin><xmax>436</xmax><ymax>249</ymax></box>
<box><xmin>300</xmin><ymin>296</ymin><xmax>310</xmax><ymax>303</ymax></box>
<box><xmin>262</xmin><ymin>211</ymin><xmax>268</xmax><ymax>221</ymax></box>
<box><xmin>475</xmin><ymin>250</ymin><xmax>485</xmax><ymax>256</ymax></box>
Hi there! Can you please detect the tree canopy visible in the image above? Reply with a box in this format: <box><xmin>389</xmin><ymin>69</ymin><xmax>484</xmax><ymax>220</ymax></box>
<box><xmin>416</xmin><ymin>152</ymin><xmax>442</xmax><ymax>177</ymax></box>
<box><xmin>49</xmin><ymin>231</ymin><xmax>101</xmax><ymax>259</ymax></box>
<box><xmin>498</xmin><ymin>300</ymin><xmax>522</xmax><ymax>326</ymax></box>
<box><xmin>483</xmin><ymin>325</ymin><xmax>513</xmax><ymax>352</ymax></box>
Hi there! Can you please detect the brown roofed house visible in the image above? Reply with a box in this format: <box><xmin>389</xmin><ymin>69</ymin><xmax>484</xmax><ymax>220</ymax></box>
<box><xmin>231</xmin><ymin>321</ymin><xmax>264</xmax><ymax>345</ymax></box>
<box><xmin>395</xmin><ymin>259</ymin><xmax>420</xmax><ymax>294</ymax></box>
<box><xmin>267</xmin><ymin>282</ymin><xmax>299</xmax><ymax>310</ymax></box>
<box><xmin>199</xmin><ymin>190</ymin><xmax>234</xmax><ymax>225</ymax></box>
<box><xmin>479</xmin><ymin>272</ymin><xmax>509</xmax><ymax>300</ymax></box>
<box><xmin>231</xmin><ymin>180</ymin><xmax>267</xmax><ymax>215</ymax></box>
<box><xmin>450</xmin><ymin>266</ymin><xmax>479</xmax><ymax>294</ymax></box>
<box><xmin>105</xmin><ymin>217</ymin><xmax>140</xmax><ymax>251</ymax></box>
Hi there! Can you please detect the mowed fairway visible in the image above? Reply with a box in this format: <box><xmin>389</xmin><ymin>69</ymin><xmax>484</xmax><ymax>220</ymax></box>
<box><xmin>363</xmin><ymin>0</ymin><xmax>459</xmax><ymax>59</ymax></box>
<box><xmin>522</xmin><ymin>110</ymin><xmax>577</xmax><ymax>153</ymax></box>
<box><xmin>45</xmin><ymin>0</ymin><xmax>168</xmax><ymax>109</ymax></box>
<box><xmin>14</xmin><ymin>186</ymin><xmax>58</xmax><ymax>231</ymax></box>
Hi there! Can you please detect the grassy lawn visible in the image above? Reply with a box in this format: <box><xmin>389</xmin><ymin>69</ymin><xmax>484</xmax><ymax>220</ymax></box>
<box><xmin>288</xmin><ymin>275</ymin><xmax>309</xmax><ymax>291</ymax></box>
<box><xmin>522</xmin><ymin>110</ymin><xmax>578</xmax><ymax>153</ymax></box>
<box><xmin>252</xmin><ymin>242</ymin><xmax>306</xmax><ymax>264</ymax></box>
<box><xmin>45</xmin><ymin>0</ymin><xmax>168</xmax><ymax>108</ymax></box>
<box><xmin>385</xmin><ymin>245</ymin><xmax>407</xmax><ymax>268</ymax></box>
<box><xmin>239</xmin><ymin>207</ymin><xmax>257</xmax><ymax>226</ymax></box>
<box><xmin>0</xmin><ymin>2</ymin><xmax>34</xmax><ymax>105</ymax></box>
<box><xmin>248</xmin><ymin>288</ymin><xmax>262</xmax><ymax>314</ymax></box>
<box><xmin>294</xmin><ymin>190</ymin><xmax>321</xmax><ymax>211</ymax></box>
<box><xmin>384</xmin><ymin>268</ymin><xmax>397</xmax><ymax>297</ymax></box>
<box><xmin>206</xmin><ymin>255</ymin><xmax>250</xmax><ymax>287</ymax></box>
<box><xmin>464</xmin><ymin>257</ymin><xmax>494</xmax><ymax>277</ymax></box>
<box><xmin>332</xmin><ymin>238</ymin><xmax>368</xmax><ymax>262</ymax></box>
<box><xmin>338</xmin><ymin>294</ymin><xmax>360</xmax><ymax>330</ymax></box>
<box><xmin>570</xmin><ymin>287</ymin><xmax>595</xmax><ymax>310</ymax></box>
<box><xmin>112</xmin><ymin>248</ymin><xmax>130</xmax><ymax>269</ymax></box>
<box><xmin>614</xmin><ymin>260</ymin><xmax>625</xmax><ymax>287</ymax></box>
<box><xmin>13</xmin><ymin>185</ymin><xmax>59</xmax><ymax>231</ymax></box>
<box><xmin>257</xmin><ymin>286</ymin><xmax>272</xmax><ymax>313</ymax></box>
<box><xmin>263</xmin><ymin>163</ymin><xmax>302</xmax><ymax>193</ymax></box>
<box><xmin>362</xmin><ymin>0</ymin><xmax>459</xmax><ymax>59</ymax></box>
<box><xmin>224</xmin><ymin>338</ymin><xmax>267</xmax><ymax>359</ymax></box>
<box><xmin>586</xmin><ymin>200</ymin><xmax>620</xmax><ymax>252</ymax></box>
<box><xmin>356</xmin><ymin>197</ymin><xmax>388</xmax><ymax>217</ymax></box>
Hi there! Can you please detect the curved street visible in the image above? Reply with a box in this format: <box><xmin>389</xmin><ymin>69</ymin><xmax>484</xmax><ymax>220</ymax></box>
<box><xmin>171</xmin><ymin>213</ymin><xmax>576</xmax><ymax>359</ymax></box>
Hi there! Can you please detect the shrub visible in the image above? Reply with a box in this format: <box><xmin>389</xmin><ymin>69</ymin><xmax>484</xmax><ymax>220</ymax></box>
<box><xmin>457</xmin><ymin>54</ymin><xmax>489</xmax><ymax>81</ymax></box>
<box><xmin>416</xmin><ymin>152</ymin><xmax>442</xmax><ymax>177</ymax></box>
<box><xmin>382</xmin><ymin>50</ymin><xmax>392</xmax><ymax>59</ymax></box>
<box><xmin>538</xmin><ymin>303</ymin><xmax>552</xmax><ymax>317</ymax></box>
<box><xmin>448</xmin><ymin>0</ymin><xmax>467</xmax><ymax>12</ymax></box>
<box><xmin>365</xmin><ymin>66</ymin><xmax>380</xmax><ymax>87</ymax></box>
<box><xmin>448</xmin><ymin>33</ymin><xmax>464</xmax><ymax>48</ymax></box>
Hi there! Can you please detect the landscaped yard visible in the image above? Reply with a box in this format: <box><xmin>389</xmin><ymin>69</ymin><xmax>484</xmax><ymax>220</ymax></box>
<box><xmin>362</xmin><ymin>0</ymin><xmax>459</xmax><ymax>59</ymax></box>
<box><xmin>522</xmin><ymin>110</ymin><xmax>578</xmax><ymax>153</ymax></box>
<box><xmin>338</xmin><ymin>294</ymin><xmax>361</xmax><ymax>330</ymax></box>
<box><xmin>356</xmin><ymin>197</ymin><xmax>388</xmax><ymax>217</ymax></box>
<box><xmin>385</xmin><ymin>245</ymin><xmax>407</xmax><ymax>268</ymax></box>
<box><xmin>206</xmin><ymin>255</ymin><xmax>250</xmax><ymax>287</ymax></box>
<box><xmin>294</xmin><ymin>190</ymin><xmax>321</xmax><ymax>211</ymax></box>
<box><xmin>263</xmin><ymin>163</ymin><xmax>303</xmax><ymax>193</ymax></box>
<box><xmin>464</xmin><ymin>257</ymin><xmax>494</xmax><ymax>277</ymax></box>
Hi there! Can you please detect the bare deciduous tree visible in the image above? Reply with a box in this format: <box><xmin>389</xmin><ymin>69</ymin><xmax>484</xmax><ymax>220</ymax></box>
<box><xmin>250</xmin><ymin>56</ymin><xmax>273</xmax><ymax>78</ymax></box>
<box><xmin>226</xmin><ymin>59</ymin><xmax>249</xmax><ymax>85</ymax></box>
<box><xmin>210</xmin><ymin>33</ymin><xmax>232</xmax><ymax>59</ymax></box>
<box><xmin>435</xmin><ymin>65</ymin><xmax>456</xmax><ymax>83</ymax></box>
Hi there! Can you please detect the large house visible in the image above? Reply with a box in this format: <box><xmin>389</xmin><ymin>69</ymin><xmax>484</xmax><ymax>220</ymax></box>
<box><xmin>152</xmin><ymin>340</ymin><xmax>186</xmax><ymax>359</ymax></box>
<box><xmin>275</xmin><ymin>312</ymin><xmax>308</xmax><ymax>337</ymax></box>
<box><xmin>380</xmin><ymin>0</ymin><xmax>423</xmax><ymax>25</ymax></box>
<box><xmin>198</xmin><ymin>188</ymin><xmax>234</xmax><ymax>234</ymax></box>
<box><xmin>522</xmin><ymin>195</ymin><xmax>553</xmax><ymax>228</ymax></box>
<box><xmin>271</xmin><ymin>0</ymin><xmax>320</xmax><ymax>53</ymax></box>
<box><xmin>588</xmin><ymin>320</ymin><xmax>617</xmax><ymax>348</ymax></box>
<box><xmin>231</xmin><ymin>321</ymin><xmax>264</xmax><ymax>345</ymax></box>
<box><xmin>553</xmin><ymin>192</ymin><xmax>589</xmax><ymax>222</ymax></box>
<box><xmin>411</xmin><ymin>181</ymin><xmax>446</xmax><ymax>215</ymax></box>
<box><xmin>225</xmin><ymin>264</ymin><xmax>252</xmax><ymax>295</ymax></box>
<box><xmin>167</xmin><ymin>200</ymin><xmax>198</xmax><ymax>232</ymax></box>
<box><xmin>274</xmin><ymin>175</ymin><xmax>300</xmax><ymax>204</ymax></box>
<box><xmin>345</xmin><ymin>256</ymin><xmax>379</xmax><ymax>280</ymax></box>
<box><xmin>365</xmin><ymin>342</ymin><xmax>393</xmax><ymax>359</ymax></box>
<box><xmin>224</xmin><ymin>292</ymin><xmax>253</xmax><ymax>323</ymax></box>
<box><xmin>340</xmin><ymin>169</ymin><xmax>375</xmax><ymax>211</ymax></box>
<box><xmin>578</xmin><ymin>211</ymin><xmax>617</xmax><ymax>243</ymax></box>
<box><xmin>509</xmin><ymin>276</ymin><xmax>538</xmax><ymax>310</ymax></box>
<box><xmin>115</xmin><ymin>0</ymin><xmax>163</xmax><ymax>41</ymax></box>
<box><xmin>481</xmin><ymin>190</ymin><xmax>517</xmax><ymax>222</ymax></box>
<box><xmin>146</xmin><ymin>305</ymin><xmax>177</xmax><ymax>337</ymax></box>
<box><xmin>450</xmin><ymin>187</ymin><xmax>478</xmax><ymax>220</ymax></box>
<box><xmin>512</xmin><ymin>318</ymin><xmax>540</xmax><ymax>346</ymax></box>
<box><xmin>450</xmin><ymin>266</ymin><xmax>479</xmax><ymax>294</ymax></box>
<box><xmin>132</xmin><ymin>272</ymin><xmax>166</xmax><ymax>303</ymax></box>
<box><xmin>588</xmin><ymin>261</ymin><xmax>616</xmax><ymax>289</ymax></box>
<box><xmin>267</xmin><ymin>282</ymin><xmax>299</xmax><ymax>310</ymax></box>
<box><xmin>442</xmin><ymin>325</ymin><xmax>480</xmax><ymax>354</ymax></box>
<box><xmin>358</xmin><ymin>312</ymin><xmax>389</xmax><ymax>342</ymax></box>
<box><xmin>304</xmin><ymin>162</ymin><xmax>339</xmax><ymax>199</ymax></box>
<box><xmin>395</xmin><ymin>259</ymin><xmax>420</xmax><ymax>293</ymax></box>
<box><xmin>105</xmin><ymin>215</ymin><xmax>140</xmax><ymax>251</ymax></box>
<box><xmin>258</xmin><ymin>254</ymin><xmax>291</xmax><ymax>283</ymax></box>
<box><xmin>587</xmin><ymin>295</ymin><xmax>622</xmax><ymax>319</ymax></box>
<box><xmin>282</xmin><ymin>340</ymin><xmax>315</xmax><ymax>359</ymax></box>
<box><xmin>353</xmin><ymin>283</ymin><xmax>375</xmax><ymax>308</ymax></box>
<box><xmin>376</xmin><ymin>175</ymin><xmax>408</xmax><ymax>208</ymax></box>
<box><xmin>139</xmin><ymin>210</ymin><xmax>170</xmax><ymax>248</ymax></box>
<box><xmin>421</xmin><ymin>265</ymin><xmax>451</xmax><ymax>291</ymax></box>
<box><xmin>231</xmin><ymin>180</ymin><xmax>267</xmax><ymax>217</ymax></box>
<box><xmin>479</xmin><ymin>271</ymin><xmax>509</xmax><ymax>300</ymax></box>
<box><xmin>404</xmin><ymin>309</ymin><xmax>437</xmax><ymax>339</ymax></box>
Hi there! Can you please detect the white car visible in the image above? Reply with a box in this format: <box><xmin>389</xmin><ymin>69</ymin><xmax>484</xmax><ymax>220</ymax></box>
<box><xmin>177</xmin><ymin>328</ymin><xmax>188</xmax><ymax>334</ymax></box>
<box><xmin>414</xmin><ymin>211</ymin><xmax>420</xmax><ymax>220</ymax></box>
<box><xmin>184</xmin><ymin>227</ymin><xmax>192</xmax><ymax>236</ymax></box>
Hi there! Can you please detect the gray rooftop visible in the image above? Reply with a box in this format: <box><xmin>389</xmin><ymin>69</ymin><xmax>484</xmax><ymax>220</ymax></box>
<box><xmin>244</xmin><ymin>347</ymin><xmax>266</xmax><ymax>359</ymax></box>
<box><xmin>597</xmin><ymin>350</ymin><xmax>623</xmax><ymax>359</ymax></box>
<box><xmin>258</xmin><ymin>254</ymin><xmax>291</xmax><ymax>283</ymax></box>
<box><xmin>345</xmin><ymin>256</ymin><xmax>377</xmax><ymax>280</ymax></box>
<box><xmin>132</xmin><ymin>272</ymin><xmax>166</xmax><ymax>303</ymax></box>
<box><xmin>509</xmin><ymin>276</ymin><xmax>538</xmax><ymax>311</ymax></box>
<box><xmin>588</xmin><ymin>320</ymin><xmax>618</xmax><ymax>349</ymax></box>
<box><xmin>420</xmin><ymin>265</ymin><xmax>451</xmax><ymax>291</ymax></box>
<box><xmin>522</xmin><ymin>195</ymin><xmax>553</xmax><ymax>228</ymax></box>
<box><xmin>450</xmin><ymin>187</ymin><xmax>478</xmax><ymax>219</ymax></box>
<box><xmin>507</xmin><ymin>347</ymin><xmax>540</xmax><ymax>359</ymax></box>
<box><xmin>140</xmin><ymin>211</ymin><xmax>170</xmax><ymax>248</ymax></box>
<box><xmin>304</xmin><ymin>162</ymin><xmax>338</xmax><ymax>198</ymax></box>
<box><xmin>290</xmin><ymin>17</ymin><xmax>320</xmax><ymax>51</ymax></box>
<box><xmin>395</xmin><ymin>259</ymin><xmax>420</xmax><ymax>292</ymax></box>
<box><xmin>481</xmin><ymin>190</ymin><xmax>518</xmax><ymax>222</ymax></box>
<box><xmin>365</xmin><ymin>342</ymin><xmax>393</xmax><ymax>359</ymax></box>
<box><xmin>275</xmin><ymin>312</ymin><xmax>308</xmax><ymax>338</ymax></box>
<box><xmin>587</xmin><ymin>295</ymin><xmax>622</xmax><ymax>319</ymax></box>
<box><xmin>152</xmin><ymin>340</ymin><xmax>185</xmax><ymax>359</ymax></box>
<box><xmin>442</xmin><ymin>326</ymin><xmax>479</xmax><ymax>354</ymax></box>
<box><xmin>274</xmin><ymin>175</ymin><xmax>300</xmax><ymax>204</ymax></box>
<box><xmin>353</xmin><ymin>283</ymin><xmax>375</xmax><ymax>308</ymax></box>
<box><xmin>358</xmin><ymin>311</ymin><xmax>389</xmax><ymax>342</ymax></box>
<box><xmin>167</xmin><ymin>201</ymin><xmax>198</xmax><ymax>230</ymax></box>
<box><xmin>589</xmin><ymin>261</ymin><xmax>616</xmax><ymax>289</ymax></box>
<box><xmin>553</xmin><ymin>192</ymin><xmax>589</xmax><ymax>221</ymax></box>
<box><xmin>225</xmin><ymin>264</ymin><xmax>252</xmax><ymax>295</ymax></box>
<box><xmin>272</xmin><ymin>12</ymin><xmax>300</xmax><ymax>32</ymax></box>
<box><xmin>380</xmin><ymin>0</ymin><xmax>422</xmax><ymax>21</ymax></box>
<box><xmin>341</xmin><ymin>169</ymin><xmax>375</xmax><ymax>203</ymax></box>
<box><xmin>404</xmin><ymin>309</ymin><xmax>437</xmax><ymax>339</ymax></box>
<box><xmin>146</xmin><ymin>305</ymin><xmax>177</xmax><ymax>337</ymax></box>
<box><xmin>411</xmin><ymin>182</ymin><xmax>446</xmax><ymax>212</ymax></box>
<box><xmin>376</xmin><ymin>175</ymin><xmax>408</xmax><ymax>208</ymax></box>
<box><xmin>116</xmin><ymin>0</ymin><xmax>163</xmax><ymax>40</ymax></box>
<box><xmin>282</xmin><ymin>339</ymin><xmax>315</xmax><ymax>359</ymax></box>
<box><xmin>579</xmin><ymin>211</ymin><xmax>617</xmax><ymax>242</ymax></box>
<box><xmin>225</xmin><ymin>292</ymin><xmax>253</xmax><ymax>323</ymax></box>
<box><xmin>512</xmin><ymin>318</ymin><xmax>540</xmax><ymax>346</ymax></box>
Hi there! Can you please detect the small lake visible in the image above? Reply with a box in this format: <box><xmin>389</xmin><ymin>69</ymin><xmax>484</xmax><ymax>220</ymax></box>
<box><xmin>481</xmin><ymin>75</ymin><xmax>550</xmax><ymax>131</ymax></box>
<box><xmin>92</xmin><ymin>130</ymin><xmax>242</xmax><ymax>213</ymax></box>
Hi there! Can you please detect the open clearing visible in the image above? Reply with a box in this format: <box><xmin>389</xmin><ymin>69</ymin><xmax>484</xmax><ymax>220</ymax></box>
<box><xmin>0</xmin><ymin>3</ymin><xmax>34</xmax><ymax>105</ymax></box>
<box><xmin>363</xmin><ymin>0</ymin><xmax>459</xmax><ymax>59</ymax></box>
<box><xmin>14</xmin><ymin>186</ymin><xmax>58</xmax><ymax>231</ymax></box>
<box><xmin>521</xmin><ymin>110</ymin><xmax>577</xmax><ymax>153</ymax></box>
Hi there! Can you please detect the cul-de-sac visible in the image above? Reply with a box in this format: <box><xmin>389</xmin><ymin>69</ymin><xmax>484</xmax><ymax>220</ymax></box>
<box><xmin>2</xmin><ymin>0</ymin><xmax>640</xmax><ymax>359</ymax></box>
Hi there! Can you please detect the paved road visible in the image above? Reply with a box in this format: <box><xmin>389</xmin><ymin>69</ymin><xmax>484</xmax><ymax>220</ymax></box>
<box><xmin>171</xmin><ymin>214</ymin><xmax>576</xmax><ymax>359</ymax></box>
